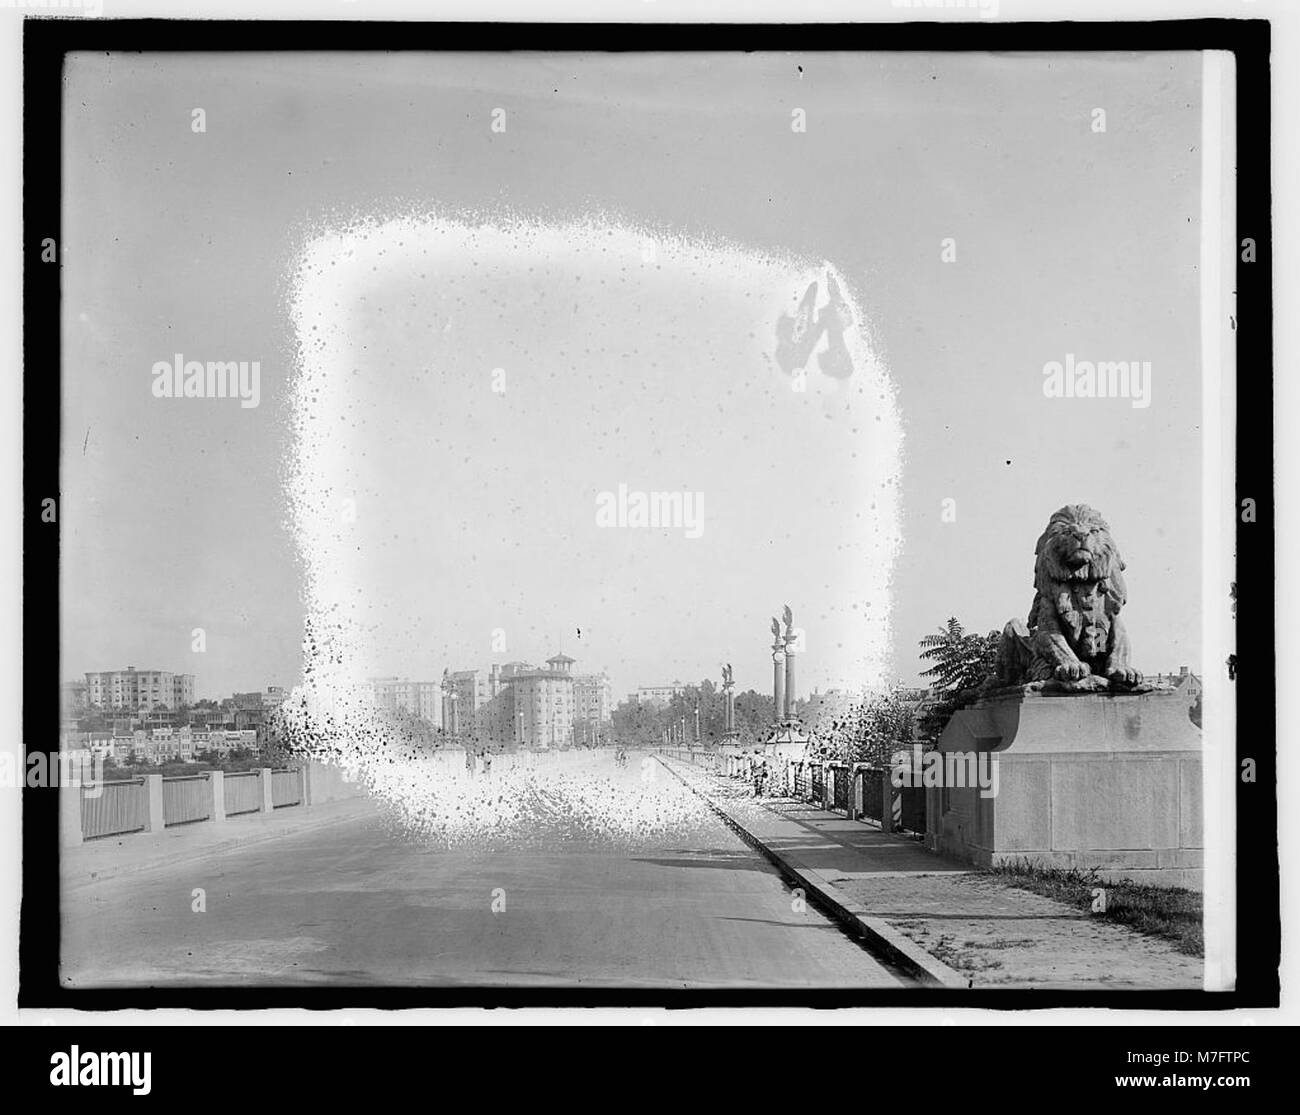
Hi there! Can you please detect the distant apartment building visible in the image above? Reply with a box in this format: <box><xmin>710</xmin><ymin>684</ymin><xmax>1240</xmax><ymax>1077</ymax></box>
<box><xmin>440</xmin><ymin>655</ymin><xmax>584</xmax><ymax>749</ymax></box>
<box><xmin>441</xmin><ymin>664</ymin><xmax>521</xmax><ymax>737</ymax></box>
<box><xmin>635</xmin><ymin>683</ymin><xmax>685</xmax><ymax>709</ymax></box>
<box><xmin>84</xmin><ymin>668</ymin><xmax>195</xmax><ymax>712</ymax></box>
<box><xmin>371</xmin><ymin>677</ymin><xmax>442</xmax><ymax>726</ymax></box>
<box><xmin>506</xmin><ymin>655</ymin><xmax>577</xmax><ymax>750</ymax></box>
<box><xmin>573</xmin><ymin>673</ymin><xmax>613</xmax><ymax>724</ymax></box>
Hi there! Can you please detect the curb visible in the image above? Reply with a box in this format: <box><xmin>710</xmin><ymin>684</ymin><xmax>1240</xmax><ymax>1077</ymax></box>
<box><xmin>62</xmin><ymin>797</ymin><xmax>379</xmax><ymax>891</ymax></box>
<box><xmin>656</xmin><ymin>756</ymin><xmax>970</xmax><ymax>989</ymax></box>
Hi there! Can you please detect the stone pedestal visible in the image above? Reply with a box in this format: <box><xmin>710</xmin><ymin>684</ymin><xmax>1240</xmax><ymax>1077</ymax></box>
<box><xmin>925</xmin><ymin>689</ymin><xmax>1202</xmax><ymax>889</ymax></box>
<box><xmin>210</xmin><ymin>769</ymin><xmax>226</xmax><ymax>821</ymax></box>
<box><xmin>144</xmin><ymin>774</ymin><xmax>165</xmax><ymax>834</ymax></box>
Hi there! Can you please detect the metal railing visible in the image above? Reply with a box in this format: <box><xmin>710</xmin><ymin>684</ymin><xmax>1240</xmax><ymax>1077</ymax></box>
<box><xmin>831</xmin><ymin>766</ymin><xmax>849</xmax><ymax>811</ymax></box>
<box><xmin>271</xmin><ymin>768</ymin><xmax>302</xmax><ymax>808</ymax></box>
<box><xmin>162</xmin><ymin>774</ymin><xmax>212</xmax><ymax>826</ymax></box>
<box><xmin>858</xmin><ymin>767</ymin><xmax>886</xmax><ymax>824</ymax></box>
<box><xmin>81</xmin><ymin>778</ymin><xmax>147</xmax><ymax>839</ymax></box>
<box><xmin>793</xmin><ymin>763</ymin><xmax>808</xmax><ymax>796</ymax></box>
<box><xmin>223</xmin><ymin>770</ymin><xmax>262</xmax><ymax>816</ymax></box>
<box><xmin>656</xmin><ymin>748</ymin><xmax>722</xmax><ymax>771</ymax></box>
<box><xmin>659</xmin><ymin>745</ymin><xmax>931</xmax><ymax>835</ymax></box>
<box><xmin>900</xmin><ymin>787</ymin><xmax>926</xmax><ymax>833</ymax></box>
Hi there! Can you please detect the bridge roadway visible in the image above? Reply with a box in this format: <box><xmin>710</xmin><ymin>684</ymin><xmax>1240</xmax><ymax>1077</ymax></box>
<box><xmin>62</xmin><ymin>751</ymin><xmax>906</xmax><ymax>988</ymax></box>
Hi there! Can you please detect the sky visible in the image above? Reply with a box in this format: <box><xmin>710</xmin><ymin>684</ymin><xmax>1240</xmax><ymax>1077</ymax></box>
<box><xmin>60</xmin><ymin>50</ymin><xmax>1205</xmax><ymax>705</ymax></box>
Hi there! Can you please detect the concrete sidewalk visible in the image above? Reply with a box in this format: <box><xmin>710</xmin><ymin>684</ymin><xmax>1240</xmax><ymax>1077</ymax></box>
<box><xmin>658</xmin><ymin>757</ymin><xmax>1202</xmax><ymax>990</ymax></box>
<box><xmin>62</xmin><ymin>796</ymin><xmax>382</xmax><ymax>891</ymax></box>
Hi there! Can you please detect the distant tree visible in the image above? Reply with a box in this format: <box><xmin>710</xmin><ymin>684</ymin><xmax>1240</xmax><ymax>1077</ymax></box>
<box><xmin>1189</xmin><ymin>692</ymin><xmax>1202</xmax><ymax>728</ymax></box>
<box><xmin>610</xmin><ymin>699</ymin><xmax>656</xmax><ymax>747</ymax></box>
<box><xmin>815</xmin><ymin>692</ymin><xmax>916</xmax><ymax>765</ymax></box>
<box><xmin>610</xmin><ymin>677</ymin><xmax>758</xmax><ymax>749</ymax></box>
<box><xmin>731</xmin><ymin>690</ymin><xmax>773</xmax><ymax>745</ymax></box>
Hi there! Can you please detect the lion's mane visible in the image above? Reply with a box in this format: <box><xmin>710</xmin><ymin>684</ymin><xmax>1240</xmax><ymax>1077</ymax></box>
<box><xmin>1030</xmin><ymin>504</ymin><xmax>1127</xmax><ymax>647</ymax></box>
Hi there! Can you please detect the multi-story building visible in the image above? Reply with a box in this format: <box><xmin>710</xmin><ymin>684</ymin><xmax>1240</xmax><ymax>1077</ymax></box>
<box><xmin>505</xmin><ymin>654</ymin><xmax>576</xmax><ymax>750</ymax></box>
<box><xmin>59</xmin><ymin>730</ymin><xmax>117</xmax><ymax>760</ymax></box>
<box><xmin>441</xmin><ymin>655</ymin><xmax>586</xmax><ymax>749</ymax></box>
<box><xmin>371</xmin><ymin>677</ymin><xmax>442</xmax><ymax>726</ymax></box>
<box><xmin>191</xmin><ymin>706</ymin><xmax>236</xmax><ymax>731</ymax></box>
<box><xmin>113</xmin><ymin>729</ymin><xmax>147</xmax><ymax>760</ymax></box>
<box><xmin>147</xmin><ymin>728</ymin><xmax>198</xmax><ymax>762</ymax></box>
<box><xmin>573</xmin><ymin>673</ymin><xmax>613</xmax><ymax>725</ymax></box>
<box><xmin>191</xmin><ymin>729</ymin><xmax>258</xmax><ymax>756</ymax></box>
<box><xmin>231</xmin><ymin>691</ymin><xmax>265</xmax><ymax>732</ymax></box>
<box><xmin>441</xmin><ymin>665</ymin><xmax>516</xmax><ymax>737</ymax></box>
<box><xmin>635</xmin><ymin>683</ymin><xmax>686</xmax><ymax>709</ymax></box>
<box><xmin>84</xmin><ymin>668</ymin><xmax>195</xmax><ymax>713</ymax></box>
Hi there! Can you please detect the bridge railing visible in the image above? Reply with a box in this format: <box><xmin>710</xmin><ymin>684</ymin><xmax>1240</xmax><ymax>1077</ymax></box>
<box><xmin>223</xmin><ymin>770</ymin><xmax>263</xmax><ymax>816</ymax></box>
<box><xmin>162</xmin><ymin>774</ymin><xmax>212</xmax><ymax>826</ymax></box>
<box><xmin>661</xmin><ymin>748</ymin><xmax>927</xmax><ymax>835</ymax></box>
<box><xmin>655</xmin><ymin>747</ymin><xmax>723</xmax><ymax>772</ymax></box>
<box><xmin>271</xmin><ymin>768</ymin><xmax>303</xmax><ymax>808</ymax></box>
<box><xmin>62</xmin><ymin>763</ymin><xmax>363</xmax><ymax>848</ymax></box>
<box><xmin>81</xmin><ymin>777</ymin><xmax>148</xmax><ymax>840</ymax></box>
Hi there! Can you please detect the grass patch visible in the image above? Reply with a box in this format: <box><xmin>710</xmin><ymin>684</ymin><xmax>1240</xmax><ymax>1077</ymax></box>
<box><xmin>989</xmin><ymin>860</ymin><xmax>1203</xmax><ymax>957</ymax></box>
<box><xmin>928</xmin><ymin>934</ymin><xmax>1003</xmax><ymax>973</ymax></box>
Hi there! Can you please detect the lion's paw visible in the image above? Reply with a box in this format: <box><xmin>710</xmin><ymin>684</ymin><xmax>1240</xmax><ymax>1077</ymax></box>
<box><xmin>1107</xmin><ymin>665</ymin><xmax>1142</xmax><ymax>687</ymax></box>
<box><xmin>1054</xmin><ymin>661</ymin><xmax>1092</xmax><ymax>682</ymax></box>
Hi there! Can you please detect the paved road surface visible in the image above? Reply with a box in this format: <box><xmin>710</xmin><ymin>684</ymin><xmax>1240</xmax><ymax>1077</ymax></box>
<box><xmin>62</xmin><ymin>753</ymin><xmax>906</xmax><ymax>988</ymax></box>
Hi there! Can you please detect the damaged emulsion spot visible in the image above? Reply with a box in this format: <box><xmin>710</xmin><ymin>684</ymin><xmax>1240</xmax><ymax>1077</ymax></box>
<box><xmin>279</xmin><ymin>213</ymin><xmax>904</xmax><ymax>841</ymax></box>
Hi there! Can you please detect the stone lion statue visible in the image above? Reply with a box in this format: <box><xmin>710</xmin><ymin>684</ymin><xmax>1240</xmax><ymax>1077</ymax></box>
<box><xmin>994</xmin><ymin>504</ymin><xmax>1148</xmax><ymax>693</ymax></box>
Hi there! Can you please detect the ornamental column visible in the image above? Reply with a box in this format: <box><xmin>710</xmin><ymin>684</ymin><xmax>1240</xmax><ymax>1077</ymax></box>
<box><xmin>783</xmin><ymin>606</ymin><xmax>799</xmax><ymax>723</ymax></box>
<box><xmin>771</xmin><ymin>617</ymin><xmax>786</xmax><ymax>725</ymax></box>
